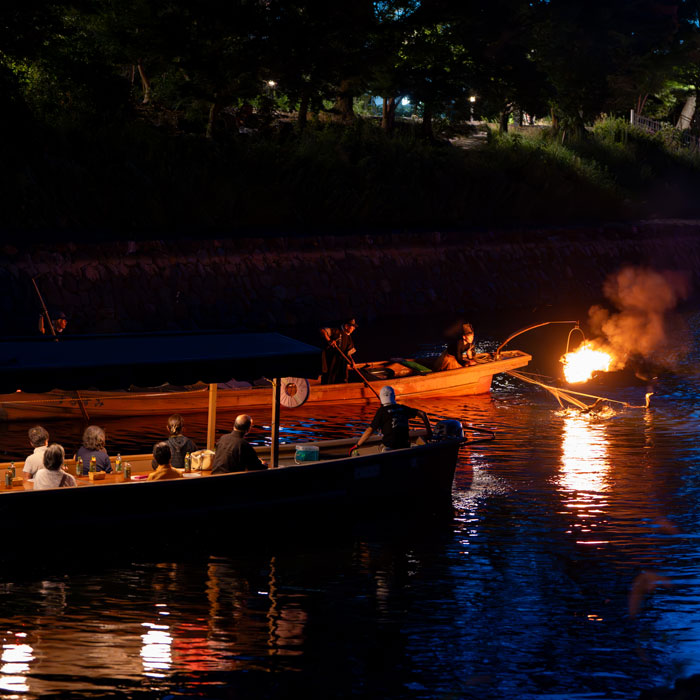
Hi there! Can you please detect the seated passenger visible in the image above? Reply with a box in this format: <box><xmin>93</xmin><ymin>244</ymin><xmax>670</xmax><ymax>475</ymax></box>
<box><xmin>75</xmin><ymin>425</ymin><xmax>112</xmax><ymax>473</ymax></box>
<box><xmin>211</xmin><ymin>414</ymin><xmax>267</xmax><ymax>474</ymax></box>
<box><xmin>434</xmin><ymin>323</ymin><xmax>477</xmax><ymax>371</ymax></box>
<box><xmin>33</xmin><ymin>444</ymin><xmax>77</xmax><ymax>490</ymax></box>
<box><xmin>148</xmin><ymin>442</ymin><xmax>184</xmax><ymax>481</ymax></box>
<box><xmin>23</xmin><ymin>425</ymin><xmax>49</xmax><ymax>483</ymax></box>
<box><xmin>151</xmin><ymin>414</ymin><xmax>198</xmax><ymax>470</ymax></box>
<box><xmin>351</xmin><ymin>386</ymin><xmax>432</xmax><ymax>453</ymax></box>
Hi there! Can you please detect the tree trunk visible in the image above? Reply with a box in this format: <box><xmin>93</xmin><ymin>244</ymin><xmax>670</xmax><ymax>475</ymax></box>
<box><xmin>677</xmin><ymin>94</ymin><xmax>696</xmax><ymax>130</ymax></box>
<box><xmin>334</xmin><ymin>79</ymin><xmax>355</xmax><ymax>122</ymax></box>
<box><xmin>137</xmin><ymin>63</ymin><xmax>151</xmax><ymax>105</ymax></box>
<box><xmin>298</xmin><ymin>88</ymin><xmax>310</xmax><ymax>130</ymax></box>
<box><xmin>382</xmin><ymin>96</ymin><xmax>398</xmax><ymax>133</ymax></box>
<box><xmin>551</xmin><ymin>107</ymin><xmax>559</xmax><ymax>131</ymax></box>
<box><xmin>421</xmin><ymin>103</ymin><xmax>433</xmax><ymax>139</ymax></box>
<box><xmin>499</xmin><ymin>108</ymin><xmax>510</xmax><ymax>133</ymax></box>
<box><xmin>206</xmin><ymin>101</ymin><xmax>221</xmax><ymax>139</ymax></box>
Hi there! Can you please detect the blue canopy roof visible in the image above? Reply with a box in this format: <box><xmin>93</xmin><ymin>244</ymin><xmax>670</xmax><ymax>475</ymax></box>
<box><xmin>0</xmin><ymin>332</ymin><xmax>321</xmax><ymax>393</ymax></box>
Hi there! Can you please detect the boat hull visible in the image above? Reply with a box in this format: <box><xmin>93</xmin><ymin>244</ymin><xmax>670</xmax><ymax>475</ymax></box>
<box><xmin>0</xmin><ymin>438</ymin><xmax>462</xmax><ymax>546</ymax></box>
<box><xmin>0</xmin><ymin>351</ymin><xmax>530</xmax><ymax>421</ymax></box>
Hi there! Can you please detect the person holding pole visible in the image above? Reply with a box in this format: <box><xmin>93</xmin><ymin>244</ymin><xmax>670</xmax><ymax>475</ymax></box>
<box><xmin>320</xmin><ymin>318</ymin><xmax>358</xmax><ymax>384</ymax></box>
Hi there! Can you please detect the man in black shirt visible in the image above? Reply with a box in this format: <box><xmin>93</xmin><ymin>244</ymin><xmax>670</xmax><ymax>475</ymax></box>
<box><xmin>351</xmin><ymin>386</ymin><xmax>432</xmax><ymax>452</ymax></box>
<box><xmin>320</xmin><ymin>318</ymin><xmax>358</xmax><ymax>384</ymax></box>
<box><xmin>211</xmin><ymin>414</ymin><xmax>267</xmax><ymax>474</ymax></box>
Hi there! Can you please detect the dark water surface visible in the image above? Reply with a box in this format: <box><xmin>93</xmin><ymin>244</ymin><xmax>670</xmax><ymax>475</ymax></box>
<box><xmin>1</xmin><ymin>312</ymin><xmax>700</xmax><ymax>698</ymax></box>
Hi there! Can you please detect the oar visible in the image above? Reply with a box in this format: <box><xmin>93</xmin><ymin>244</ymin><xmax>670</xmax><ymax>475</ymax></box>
<box><xmin>331</xmin><ymin>340</ymin><xmax>381</xmax><ymax>401</ymax></box>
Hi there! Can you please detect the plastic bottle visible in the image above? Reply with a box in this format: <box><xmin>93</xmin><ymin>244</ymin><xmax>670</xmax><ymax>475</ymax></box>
<box><xmin>89</xmin><ymin>456</ymin><xmax>97</xmax><ymax>473</ymax></box>
<box><xmin>184</xmin><ymin>452</ymin><xmax>191</xmax><ymax>473</ymax></box>
<box><xmin>115</xmin><ymin>453</ymin><xmax>122</xmax><ymax>473</ymax></box>
<box><xmin>76</xmin><ymin>457</ymin><xmax>83</xmax><ymax>477</ymax></box>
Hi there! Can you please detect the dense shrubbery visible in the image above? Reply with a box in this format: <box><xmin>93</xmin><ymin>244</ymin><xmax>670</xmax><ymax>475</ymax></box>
<box><xmin>5</xmin><ymin>115</ymin><xmax>700</xmax><ymax>243</ymax></box>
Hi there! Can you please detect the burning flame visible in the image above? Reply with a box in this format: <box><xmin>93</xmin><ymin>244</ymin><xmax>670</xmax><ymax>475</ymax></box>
<box><xmin>560</xmin><ymin>342</ymin><xmax>613</xmax><ymax>384</ymax></box>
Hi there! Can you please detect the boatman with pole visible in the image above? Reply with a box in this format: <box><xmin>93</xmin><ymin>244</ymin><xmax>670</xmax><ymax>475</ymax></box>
<box><xmin>350</xmin><ymin>386</ymin><xmax>433</xmax><ymax>454</ymax></box>
<box><xmin>320</xmin><ymin>318</ymin><xmax>358</xmax><ymax>384</ymax></box>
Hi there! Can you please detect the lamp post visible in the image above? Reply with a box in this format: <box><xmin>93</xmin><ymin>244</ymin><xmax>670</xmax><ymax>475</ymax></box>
<box><xmin>469</xmin><ymin>95</ymin><xmax>476</xmax><ymax>123</ymax></box>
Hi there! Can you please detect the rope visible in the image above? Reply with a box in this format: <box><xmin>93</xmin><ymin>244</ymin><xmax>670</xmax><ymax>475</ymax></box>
<box><xmin>506</xmin><ymin>370</ymin><xmax>651</xmax><ymax>410</ymax></box>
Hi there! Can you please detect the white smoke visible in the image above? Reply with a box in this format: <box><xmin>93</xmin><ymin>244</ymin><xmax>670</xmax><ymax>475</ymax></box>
<box><xmin>587</xmin><ymin>266</ymin><xmax>691</xmax><ymax>370</ymax></box>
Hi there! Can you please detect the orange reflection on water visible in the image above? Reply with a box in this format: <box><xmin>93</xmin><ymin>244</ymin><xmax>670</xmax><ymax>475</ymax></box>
<box><xmin>558</xmin><ymin>412</ymin><xmax>612</xmax><ymax>541</ymax></box>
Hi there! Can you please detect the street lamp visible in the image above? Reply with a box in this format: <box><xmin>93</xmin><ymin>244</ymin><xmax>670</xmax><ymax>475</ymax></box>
<box><xmin>469</xmin><ymin>95</ymin><xmax>476</xmax><ymax>123</ymax></box>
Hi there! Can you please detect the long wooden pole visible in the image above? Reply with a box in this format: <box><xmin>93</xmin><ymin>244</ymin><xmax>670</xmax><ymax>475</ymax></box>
<box><xmin>271</xmin><ymin>377</ymin><xmax>281</xmax><ymax>469</ymax></box>
<box><xmin>32</xmin><ymin>276</ymin><xmax>57</xmax><ymax>340</ymax></box>
<box><xmin>207</xmin><ymin>383</ymin><xmax>218</xmax><ymax>450</ymax></box>
<box><xmin>32</xmin><ymin>276</ymin><xmax>90</xmax><ymax>422</ymax></box>
<box><xmin>331</xmin><ymin>341</ymin><xmax>381</xmax><ymax>401</ymax></box>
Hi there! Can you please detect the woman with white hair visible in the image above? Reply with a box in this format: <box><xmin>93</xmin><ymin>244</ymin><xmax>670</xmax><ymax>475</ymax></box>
<box><xmin>33</xmin><ymin>444</ymin><xmax>77</xmax><ymax>490</ymax></box>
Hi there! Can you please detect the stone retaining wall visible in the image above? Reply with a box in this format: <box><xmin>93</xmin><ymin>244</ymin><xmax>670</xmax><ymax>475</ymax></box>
<box><xmin>2</xmin><ymin>220</ymin><xmax>700</xmax><ymax>335</ymax></box>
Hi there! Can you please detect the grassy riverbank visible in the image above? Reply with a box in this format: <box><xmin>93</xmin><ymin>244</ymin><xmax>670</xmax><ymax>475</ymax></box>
<box><xmin>4</xmin><ymin>117</ymin><xmax>700</xmax><ymax>242</ymax></box>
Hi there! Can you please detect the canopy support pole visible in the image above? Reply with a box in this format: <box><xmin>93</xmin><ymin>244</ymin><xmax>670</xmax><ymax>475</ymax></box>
<box><xmin>271</xmin><ymin>377</ymin><xmax>281</xmax><ymax>469</ymax></box>
<box><xmin>207</xmin><ymin>383</ymin><xmax>218</xmax><ymax>451</ymax></box>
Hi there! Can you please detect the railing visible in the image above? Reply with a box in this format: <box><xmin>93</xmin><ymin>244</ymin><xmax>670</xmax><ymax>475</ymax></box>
<box><xmin>630</xmin><ymin>109</ymin><xmax>700</xmax><ymax>152</ymax></box>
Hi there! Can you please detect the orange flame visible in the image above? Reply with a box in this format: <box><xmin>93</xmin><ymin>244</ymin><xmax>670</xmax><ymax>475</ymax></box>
<box><xmin>560</xmin><ymin>342</ymin><xmax>613</xmax><ymax>383</ymax></box>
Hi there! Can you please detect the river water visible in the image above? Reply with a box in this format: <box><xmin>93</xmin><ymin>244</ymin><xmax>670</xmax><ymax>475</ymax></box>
<box><xmin>1</xmin><ymin>310</ymin><xmax>699</xmax><ymax>698</ymax></box>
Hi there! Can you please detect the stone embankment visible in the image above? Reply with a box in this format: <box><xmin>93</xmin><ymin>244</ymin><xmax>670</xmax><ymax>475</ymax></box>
<box><xmin>2</xmin><ymin>220</ymin><xmax>700</xmax><ymax>335</ymax></box>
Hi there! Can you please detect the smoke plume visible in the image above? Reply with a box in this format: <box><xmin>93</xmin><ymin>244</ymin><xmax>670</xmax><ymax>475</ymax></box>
<box><xmin>587</xmin><ymin>266</ymin><xmax>691</xmax><ymax>370</ymax></box>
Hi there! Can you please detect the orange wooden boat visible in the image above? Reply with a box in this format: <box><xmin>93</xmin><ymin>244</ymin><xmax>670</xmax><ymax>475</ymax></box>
<box><xmin>0</xmin><ymin>350</ymin><xmax>530</xmax><ymax>421</ymax></box>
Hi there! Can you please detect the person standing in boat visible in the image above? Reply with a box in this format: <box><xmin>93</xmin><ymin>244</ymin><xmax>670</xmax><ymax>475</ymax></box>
<box><xmin>22</xmin><ymin>425</ymin><xmax>50</xmax><ymax>483</ymax></box>
<box><xmin>151</xmin><ymin>414</ymin><xmax>198</xmax><ymax>470</ymax></box>
<box><xmin>75</xmin><ymin>425</ymin><xmax>112</xmax><ymax>473</ymax></box>
<box><xmin>434</xmin><ymin>323</ymin><xmax>477</xmax><ymax>371</ymax></box>
<box><xmin>38</xmin><ymin>310</ymin><xmax>68</xmax><ymax>336</ymax></box>
<box><xmin>211</xmin><ymin>414</ymin><xmax>267</xmax><ymax>474</ymax></box>
<box><xmin>148</xmin><ymin>442</ymin><xmax>184</xmax><ymax>481</ymax></box>
<box><xmin>320</xmin><ymin>318</ymin><xmax>358</xmax><ymax>384</ymax></box>
<box><xmin>351</xmin><ymin>386</ymin><xmax>432</xmax><ymax>453</ymax></box>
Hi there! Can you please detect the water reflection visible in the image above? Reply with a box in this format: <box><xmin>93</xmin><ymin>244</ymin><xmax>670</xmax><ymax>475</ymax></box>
<box><xmin>140</xmin><ymin>621</ymin><xmax>173</xmax><ymax>678</ymax></box>
<box><xmin>0</xmin><ymin>639</ymin><xmax>32</xmax><ymax>696</ymax></box>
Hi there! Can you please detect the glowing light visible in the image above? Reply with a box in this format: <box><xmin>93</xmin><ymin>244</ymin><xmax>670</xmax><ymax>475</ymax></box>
<box><xmin>560</xmin><ymin>342</ymin><xmax>613</xmax><ymax>383</ymax></box>
<box><xmin>141</xmin><ymin>622</ymin><xmax>173</xmax><ymax>678</ymax></box>
<box><xmin>0</xmin><ymin>643</ymin><xmax>33</xmax><ymax>694</ymax></box>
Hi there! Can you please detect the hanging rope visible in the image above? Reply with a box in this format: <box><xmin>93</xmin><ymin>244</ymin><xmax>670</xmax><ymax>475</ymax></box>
<box><xmin>506</xmin><ymin>370</ymin><xmax>652</xmax><ymax>410</ymax></box>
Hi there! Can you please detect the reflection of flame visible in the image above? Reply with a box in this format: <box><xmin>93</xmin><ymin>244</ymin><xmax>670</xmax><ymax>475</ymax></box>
<box><xmin>140</xmin><ymin>622</ymin><xmax>172</xmax><ymax>678</ymax></box>
<box><xmin>0</xmin><ymin>642</ymin><xmax>33</xmax><ymax>693</ymax></box>
<box><xmin>560</xmin><ymin>342</ymin><xmax>613</xmax><ymax>383</ymax></box>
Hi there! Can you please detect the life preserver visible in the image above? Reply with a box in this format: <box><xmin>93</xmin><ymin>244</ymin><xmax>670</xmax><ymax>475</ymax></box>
<box><xmin>280</xmin><ymin>377</ymin><xmax>310</xmax><ymax>408</ymax></box>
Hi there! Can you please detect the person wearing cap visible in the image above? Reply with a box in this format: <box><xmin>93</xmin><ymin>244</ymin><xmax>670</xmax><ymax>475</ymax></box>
<box><xmin>434</xmin><ymin>322</ymin><xmax>476</xmax><ymax>371</ymax></box>
<box><xmin>319</xmin><ymin>318</ymin><xmax>358</xmax><ymax>384</ymax></box>
<box><xmin>350</xmin><ymin>386</ymin><xmax>432</xmax><ymax>453</ymax></box>
<box><xmin>38</xmin><ymin>310</ymin><xmax>68</xmax><ymax>335</ymax></box>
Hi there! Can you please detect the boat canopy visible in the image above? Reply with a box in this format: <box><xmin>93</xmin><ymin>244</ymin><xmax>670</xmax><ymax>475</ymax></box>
<box><xmin>0</xmin><ymin>332</ymin><xmax>321</xmax><ymax>393</ymax></box>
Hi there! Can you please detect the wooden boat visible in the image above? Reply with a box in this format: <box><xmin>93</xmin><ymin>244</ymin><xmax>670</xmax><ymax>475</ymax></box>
<box><xmin>0</xmin><ymin>332</ymin><xmax>482</xmax><ymax>548</ymax></box>
<box><xmin>0</xmin><ymin>428</ymin><xmax>471</xmax><ymax>544</ymax></box>
<box><xmin>0</xmin><ymin>350</ymin><xmax>530</xmax><ymax>421</ymax></box>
